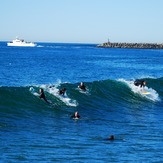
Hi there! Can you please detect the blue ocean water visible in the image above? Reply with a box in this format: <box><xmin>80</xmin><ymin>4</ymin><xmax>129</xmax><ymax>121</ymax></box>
<box><xmin>0</xmin><ymin>41</ymin><xmax>163</xmax><ymax>162</ymax></box>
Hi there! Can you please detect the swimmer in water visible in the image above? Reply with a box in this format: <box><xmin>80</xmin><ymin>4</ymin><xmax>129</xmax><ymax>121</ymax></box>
<box><xmin>59</xmin><ymin>88</ymin><xmax>66</xmax><ymax>96</ymax></box>
<box><xmin>71</xmin><ymin>112</ymin><xmax>80</xmax><ymax>119</ymax></box>
<box><xmin>78</xmin><ymin>82</ymin><xmax>86</xmax><ymax>91</ymax></box>
<box><xmin>39</xmin><ymin>88</ymin><xmax>50</xmax><ymax>104</ymax></box>
<box><xmin>134</xmin><ymin>80</ymin><xmax>146</xmax><ymax>88</ymax></box>
<box><xmin>104</xmin><ymin>135</ymin><xmax>125</xmax><ymax>141</ymax></box>
<box><xmin>104</xmin><ymin>135</ymin><xmax>114</xmax><ymax>141</ymax></box>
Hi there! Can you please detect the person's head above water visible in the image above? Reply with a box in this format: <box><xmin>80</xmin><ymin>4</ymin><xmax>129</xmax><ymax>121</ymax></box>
<box><xmin>71</xmin><ymin>111</ymin><xmax>80</xmax><ymax>119</ymax></box>
<box><xmin>39</xmin><ymin>88</ymin><xmax>44</xmax><ymax>93</ymax></box>
<box><xmin>75</xmin><ymin>112</ymin><xmax>79</xmax><ymax>117</ymax></box>
<box><xmin>104</xmin><ymin>135</ymin><xmax>115</xmax><ymax>141</ymax></box>
<box><xmin>80</xmin><ymin>82</ymin><xmax>84</xmax><ymax>86</ymax></box>
<box><xmin>109</xmin><ymin>135</ymin><xmax>114</xmax><ymax>140</ymax></box>
<box><xmin>143</xmin><ymin>81</ymin><xmax>146</xmax><ymax>86</ymax></box>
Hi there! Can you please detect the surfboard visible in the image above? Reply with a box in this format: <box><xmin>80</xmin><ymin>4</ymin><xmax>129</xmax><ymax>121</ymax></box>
<box><xmin>29</xmin><ymin>87</ymin><xmax>40</xmax><ymax>96</ymax></box>
<box><xmin>142</xmin><ymin>91</ymin><xmax>150</xmax><ymax>95</ymax></box>
<box><xmin>33</xmin><ymin>92</ymin><xmax>40</xmax><ymax>96</ymax></box>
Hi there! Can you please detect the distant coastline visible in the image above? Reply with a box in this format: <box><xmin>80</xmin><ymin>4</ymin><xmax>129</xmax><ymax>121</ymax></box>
<box><xmin>97</xmin><ymin>42</ymin><xmax>163</xmax><ymax>49</ymax></box>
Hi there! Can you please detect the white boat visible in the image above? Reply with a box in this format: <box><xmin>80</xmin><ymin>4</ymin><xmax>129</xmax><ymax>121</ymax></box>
<box><xmin>7</xmin><ymin>38</ymin><xmax>37</xmax><ymax>47</ymax></box>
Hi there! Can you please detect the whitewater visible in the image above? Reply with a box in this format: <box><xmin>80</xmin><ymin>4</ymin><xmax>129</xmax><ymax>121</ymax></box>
<box><xmin>0</xmin><ymin>42</ymin><xmax>163</xmax><ymax>162</ymax></box>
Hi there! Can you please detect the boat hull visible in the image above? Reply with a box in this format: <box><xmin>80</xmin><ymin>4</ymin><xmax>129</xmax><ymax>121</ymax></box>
<box><xmin>7</xmin><ymin>42</ymin><xmax>37</xmax><ymax>47</ymax></box>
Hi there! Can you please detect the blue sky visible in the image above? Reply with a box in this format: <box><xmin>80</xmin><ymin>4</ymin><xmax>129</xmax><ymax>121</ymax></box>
<box><xmin>1</xmin><ymin>0</ymin><xmax>163</xmax><ymax>43</ymax></box>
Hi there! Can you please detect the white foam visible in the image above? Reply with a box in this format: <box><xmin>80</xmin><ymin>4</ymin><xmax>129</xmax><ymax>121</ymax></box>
<box><xmin>36</xmin><ymin>45</ymin><xmax>44</xmax><ymax>47</ymax></box>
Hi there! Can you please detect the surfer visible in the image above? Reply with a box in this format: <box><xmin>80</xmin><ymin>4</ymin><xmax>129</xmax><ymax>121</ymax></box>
<box><xmin>39</xmin><ymin>88</ymin><xmax>50</xmax><ymax>104</ymax></box>
<box><xmin>78</xmin><ymin>82</ymin><xmax>86</xmax><ymax>91</ymax></box>
<box><xmin>59</xmin><ymin>88</ymin><xmax>66</xmax><ymax>96</ymax></box>
<box><xmin>134</xmin><ymin>80</ymin><xmax>146</xmax><ymax>88</ymax></box>
<box><xmin>104</xmin><ymin>135</ymin><xmax>125</xmax><ymax>141</ymax></box>
<box><xmin>71</xmin><ymin>112</ymin><xmax>80</xmax><ymax>119</ymax></box>
<box><xmin>104</xmin><ymin>135</ymin><xmax>114</xmax><ymax>141</ymax></box>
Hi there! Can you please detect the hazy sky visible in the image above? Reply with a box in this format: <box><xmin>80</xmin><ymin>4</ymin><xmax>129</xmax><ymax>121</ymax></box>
<box><xmin>1</xmin><ymin>0</ymin><xmax>163</xmax><ymax>43</ymax></box>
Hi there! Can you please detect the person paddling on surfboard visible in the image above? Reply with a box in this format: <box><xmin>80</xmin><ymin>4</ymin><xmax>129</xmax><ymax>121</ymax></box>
<box><xmin>104</xmin><ymin>135</ymin><xmax>125</xmax><ymax>141</ymax></box>
<box><xmin>104</xmin><ymin>135</ymin><xmax>114</xmax><ymax>141</ymax></box>
<box><xmin>71</xmin><ymin>112</ymin><xmax>80</xmax><ymax>119</ymax></box>
<box><xmin>39</xmin><ymin>88</ymin><xmax>50</xmax><ymax>104</ymax></box>
<box><xmin>78</xmin><ymin>82</ymin><xmax>86</xmax><ymax>91</ymax></box>
<box><xmin>134</xmin><ymin>80</ymin><xmax>146</xmax><ymax>88</ymax></box>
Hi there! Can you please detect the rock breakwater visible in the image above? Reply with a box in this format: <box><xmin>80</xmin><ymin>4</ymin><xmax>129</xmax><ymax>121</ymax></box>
<box><xmin>97</xmin><ymin>42</ymin><xmax>163</xmax><ymax>49</ymax></box>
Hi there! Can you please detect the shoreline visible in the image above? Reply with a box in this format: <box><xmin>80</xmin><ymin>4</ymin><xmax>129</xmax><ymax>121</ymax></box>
<box><xmin>96</xmin><ymin>42</ymin><xmax>163</xmax><ymax>49</ymax></box>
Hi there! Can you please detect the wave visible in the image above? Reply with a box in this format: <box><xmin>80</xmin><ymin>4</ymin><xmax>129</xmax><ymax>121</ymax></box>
<box><xmin>0</xmin><ymin>78</ymin><xmax>162</xmax><ymax>115</ymax></box>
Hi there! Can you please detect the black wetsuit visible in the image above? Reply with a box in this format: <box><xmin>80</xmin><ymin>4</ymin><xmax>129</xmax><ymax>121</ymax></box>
<box><xmin>59</xmin><ymin>90</ymin><xmax>65</xmax><ymax>96</ymax></box>
<box><xmin>79</xmin><ymin>85</ymin><xmax>86</xmax><ymax>91</ymax></box>
<box><xmin>40</xmin><ymin>92</ymin><xmax>49</xmax><ymax>104</ymax></box>
<box><xmin>71</xmin><ymin>114</ymin><xmax>80</xmax><ymax>119</ymax></box>
<box><xmin>104</xmin><ymin>138</ymin><xmax>114</xmax><ymax>141</ymax></box>
<box><xmin>134</xmin><ymin>80</ymin><xmax>145</xmax><ymax>88</ymax></box>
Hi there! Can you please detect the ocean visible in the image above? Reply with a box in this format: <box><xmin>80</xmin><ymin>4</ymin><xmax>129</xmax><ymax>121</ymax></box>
<box><xmin>0</xmin><ymin>42</ymin><xmax>163</xmax><ymax>162</ymax></box>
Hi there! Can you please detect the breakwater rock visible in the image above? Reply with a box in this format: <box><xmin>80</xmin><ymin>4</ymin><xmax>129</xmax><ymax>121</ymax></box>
<box><xmin>97</xmin><ymin>42</ymin><xmax>163</xmax><ymax>49</ymax></box>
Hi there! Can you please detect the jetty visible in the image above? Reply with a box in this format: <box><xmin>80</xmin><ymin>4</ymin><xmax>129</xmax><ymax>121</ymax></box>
<box><xmin>97</xmin><ymin>42</ymin><xmax>163</xmax><ymax>49</ymax></box>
